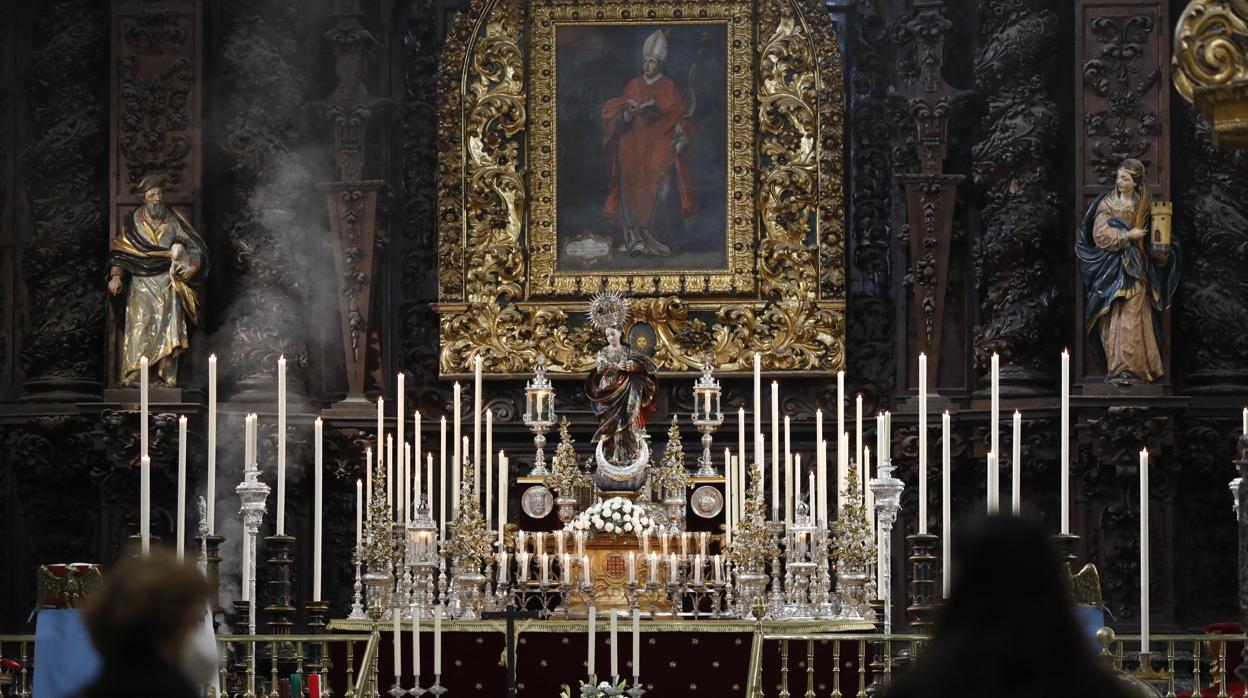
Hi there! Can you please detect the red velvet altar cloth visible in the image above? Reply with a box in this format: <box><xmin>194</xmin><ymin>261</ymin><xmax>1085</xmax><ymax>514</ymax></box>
<box><xmin>329</xmin><ymin>619</ymin><xmax>874</xmax><ymax>696</ymax></box>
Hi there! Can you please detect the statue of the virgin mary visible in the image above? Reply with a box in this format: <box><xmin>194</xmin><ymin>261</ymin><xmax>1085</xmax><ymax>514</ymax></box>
<box><xmin>584</xmin><ymin>292</ymin><xmax>658</xmax><ymax>490</ymax></box>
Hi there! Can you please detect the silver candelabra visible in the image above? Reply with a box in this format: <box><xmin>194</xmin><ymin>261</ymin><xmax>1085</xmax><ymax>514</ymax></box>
<box><xmin>236</xmin><ymin>453</ymin><xmax>270</xmax><ymax>698</ymax></box>
<box><xmin>690</xmin><ymin>363</ymin><xmax>724</xmax><ymax>478</ymax></box>
<box><xmin>869</xmin><ymin>459</ymin><xmax>904</xmax><ymax>634</ymax></box>
<box><xmin>522</xmin><ymin>355</ymin><xmax>557</xmax><ymax>476</ymax></box>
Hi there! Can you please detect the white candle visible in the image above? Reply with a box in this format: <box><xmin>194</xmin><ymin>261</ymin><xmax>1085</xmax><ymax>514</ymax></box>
<box><xmin>140</xmin><ymin>356</ymin><xmax>149</xmax><ymax>459</ymax></box>
<box><xmin>440</xmin><ymin>417</ymin><xmax>447</xmax><ymax>538</ymax></box>
<box><xmin>415</xmin><ymin>410</ymin><xmax>423</xmax><ymax>500</ymax></box>
<box><xmin>434</xmin><ymin>605</ymin><xmax>443</xmax><ymax>675</ymax></box>
<box><xmin>398</xmin><ymin>372</ymin><xmax>405</xmax><ymax>501</ymax></box>
<box><xmin>855</xmin><ymin>393</ymin><xmax>863</xmax><ymax>475</ymax></box>
<box><xmin>486</xmin><ymin>409</ymin><xmax>493</xmax><ymax>525</ymax></box>
<box><xmin>942</xmin><ymin>411</ymin><xmax>951</xmax><ymax>597</ymax></box>
<box><xmin>632</xmin><ymin>608</ymin><xmax>640</xmax><ymax>679</ymax></box>
<box><xmin>140</xmin><ymin>454</ymin><xmax>151</xmax><ymax>555</ymax></box>
<box><xmin>783</xmin><ymin>436</ymin><xmax>792</xmax><ymax>525</ymax></box>
<box><xmin>816</xmin><ymin>409</ymin><xmax>825</xmax><ymax>524</ymax></box>
<box><xmin>919</xmin><ymin>352</ymin><xmax>928</xmax><ymax>534</ymax></box>
<box><xmin>836</xmin><ymin>370</ymin><xmax>845</xmax><ymax>451</ymax></box>
<box><xmin>724</xmin><ymin>448</ymin><xmax>733</xmax><ymax>546</ymax></box>
<box><xmin>809</xmin><ymin>471</ymin><xmax>816</xmax><ymax>520</ymax></box>
<box><xmin>669</xmin><ymin>553</ymin><xmax>679</xmax><ymax>583</ymax></box>
<box><xmin>884</xmin><ymin>411</ymin><xmax>892</xmax><ymax>463</ymax></box>
<box><xmin>610</xmin><ymin>610</ymin><xmax>619</xmax><ymax>679</ymax></box>
<box><xmin>355</xmin><ymin>479</ymin><xmax>363</xmax><ymax>553</ymax></box>
<box><xmin>1243</xmin><ymin>407</ymin><xmax>1247</xmax><ymax>437</ymax></box>
<box><xmin>314</xmin><ymin>418</ymin><xmax>323</xmax><ymax>601</ymax></box>
<box><xmin>207</xmin><ymin>354</ymin><xmax>217</xmax><ymax>534</ymax></box>
<box><xmin>838</xmin><ymin>432</ymin><xmax>849</xmax><ymax>518</ymax></box>
<box><xmin>753</xmin><ymin>353</ymin><xmax>761</xmax><ymax>473</ymax></box>
<box><xmin>737</xmin><ymin>407</ymin><xmax>745</xmax><ymax>479</ymax></box>
<box><xmin>704</xmin><ymin>390</ymin><xmax>711</xmax><ymax>417</ymax></box>
<box><xmin>453</xmin><ymin>383</ymin><xmax>461</xmax><ymax>517</ymax></box>
<box><xmin>987</xmin><ymin>452</ymin><xmax>997</xmax><ymax>514</ymax></box>
<box><xmin>277</xmin><ymin>356</ymin><xmax>286</xmax><ymax>535</ymax></box>
<box><xmin>863</xmin><ymin>447</ymin><xmax>874</xmax><ymax>539</ymax></box>
<box><xmin>779</xmin><ymin>415</ymin><xmax>789</xmax><ymax>520</ymax></box>
<box><xmin>794</xmin><ymin>453</ymin><xmax>802</xmax><ymax>514</ymax></box>
<box><xmin>404</xmin><ymin>443</ymin><xmax>411</xmax><ymax>525</ymax></box>
<box><xmin>561</xmin><ymin>553</ymin><xmax>572</xmax><ymax>585</ymax></box>
<box><xmin>713</xmin><ymin>554</ymin><xmax>723</xmax><ymax>584</ymax></box>
<box><xmin>413</xmin><ymin>611</ymin><xmax>421</xmax><ymax>678</ymax></box>
<box><xmin>498</xmin><ymin>453</ymin><xmax>507</xmax><ymax>546</ymax></box>
<box><xmin>426</xmin><ymin>450</ymin><xmax>433</xmax><ymax>508</ymax></box>
<box><xmin>627</xmin><ymin>552</ymin><xmax>636</xmax><ymax>584</ymax></box>
<box><xmin>1061</xmin><ymin>350</ymin><xmax>1070</xmax><ymax>534</ymax></box>
<box><xmin>1012</xmin><ymin>410</ymin><xmax>1022</xmax><ymax>515</ymax></box>
<box><xmin>377</xmin><ymin>394</ymin><xmax>385</xmax><ymax>482</ymax></box>
<box><xmin>693</xmin><ymin>554</ymin><xmax>702</xmax><ymax>584</ymax></box>
<box><xmin>540</xmin><ymin>553</ymin><xmax>550</xmax><ymax>586</ymax></box>
<box><xmin>771</xmin><ymin>382</ymin><xmax>780</xmax><ymax>494</ymax></box>
<box><xmin>177</xmin><ymin>417</ymin><xmax>185</xmax><ymax>559</ymax></box>
<box><xmin>991</xmin><ymin>352</ymin><xmax>1000</xmax><ymax>474</ymax></box>
<box><xmin>474</xmin><ymin>356</ymin><xmax>482</xmax><ymax>494</ymax></box>
<box><xmin>588</xmin><ymin>605</ymin><xmax>597</xmax><ymax>679</ymax></box>
<box><xmin>648</xmin><ymin>553</ymin><xmax>659</xmax><ymax>584</ymax></box>
<box><xmin>365</xmin><ymin>447</ymin><xmax>373</xmax><ymax>521</ymax></box>
<box><xmin>393</xmin><ymin>611</ymin><xmax>402</xmax><ymax>677</ymax></box>
<box><xmin>1140</xmin><ymin>448</ymin><xmax>1150</xmax><ymax>656</ymax></box>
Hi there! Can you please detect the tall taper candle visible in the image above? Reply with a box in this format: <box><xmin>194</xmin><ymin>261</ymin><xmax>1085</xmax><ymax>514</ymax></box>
<box><xmin>987</xmin><ymin>452</ymin><xmax>997</xmax><ymax>514</ymax></box>
<box><xmin>398</xmin><ymin>371</ymin><xmax>405</xmax><ymax>495</ymax></box>
<box><xmin>1012</xmin><ymin>410</ymin><xmax>1021</xmax><ymax>515</ymax></box>
<box><xmin>724</xmin><ymin>448</ymin><xmax>733</xmax><ymax>545</ymax></box>
<box><xmin>838</xmin><ymin>432</ymin><xmax>849</xmax><ymax>517</ymax></box>
<box><xmin>817</xmin><ymin>439</ymin><xmax>828</xmax><ymax>525</ymax></box>
<box><xmin>942</xmin><ymin>411</ymin><xmax>951</xmax><ymax>597</ymax></box>
<box><xmin>141</xmin><ymin>454</ymin><xmax>151</xmax><ymax>554</ymax></box>
<box><xmin>919</xmin><ymin>353</ymin><xmax>928</xmax><ymax>534</ymax></box>
<box><xmin>863</xmin><ymin>447</ymin><xmax>874</xmax><ymax>539</ymax></box>
<box><xmin>753</xmin><ymin>354</ymin><xmax>761</xmax><ymax>474</ymax></box>
<box><xmin>588</xmin><ymin>604</ymin><xmax>597</xmax><ymax>680</ymax></box>
<box><xmin>426</xmin><ymin>453</ymin><xmax>433</xmax><ymax>509</ymax></box>
<box><xmin>387</xmin><ymin>434</ymin><xmax>394</xmax><ymax>515</ymax></box>
<box><xmin>852</xmin><ymin>394</ymin><xmax>862</xmax><ymax>482</ymax></box>
<box><xmin>377</xmin><ymin>395</ymin><xmax>385</xmax><ymax>473</ymax></box>
<box><xmin>365</xmin><ymin>448</ymin><xmax>372</xmax><ymax>520</ymax></box>
<box><xmin>355</xmin><ymin>479</ymin><xmax>362</xmax><ymax>553</ymax></box>
<box><xmin>837</xmin><ymin>371</ymin><xmax>845</xmax><ymax>450</ymax></box>
<box><xmin>1243</xmin><ymin>407</ymin><xmax>1247</xmax><ymax>437</ymax></box>
<box><xmin>393</xmin><ymin>609</ymin><xmax>402</xmax><ymax>677</ymax></box>
<box><xmin>781</xmin><ymin>415</ymin><xmax>790</xmax><ymax>521</ymax></box>
<box><xmin>452</xmin><ymin>383</ymin><xmax>461</xmax><ymax>516</ymax></box>
<box><xmin>794</xmin><ymin>453</ymin><xmax>802</xmax><ymax>512</ymax></box>
<box><xmin>415</xmin><ymin>411</ymin><xmax>422</xmax><ymax>500</ymax></box>
<box><xmin>440</xmin><ymin>417</ymin><xmax>447</xmax><ymax>537</ymax></box>
<box><xmin>1140</xmin><ymin>447</ymin><xmax>1150</xmax><ymax>656</ymax></box>
<box><xmin>314</xmin><ymin>418</ymin><xmax>323</xmax><ymax>600</ymax></box>
<box><xmin>498</xmin><ymin>453</ymin><xmax>507</xmax><ymax>546</ymax></box>
<box><xmin>474</xmin><ymin>356</ymin><xmax>482</xmax><ymax>493</ymax></box>
<box><xmin>277</xmin><ymin>356</ymin><xmax>287</xmax><ymax>536</ymax></box>
<box><xmin>771</xmin><ymin>382</ymin><xmax>780</xmax><ymax>495</ymax></box>
<box><xmin>434</xmin><ymin>605</ymin><xmax>443</xmax><ymax>675</ymax></box>
<box><xmin>140</xmin><ymin>356</ymin><xmax>149</xmax><ymax>459</ymax></box>
<box><xmin>991</xmin><ymin>352</ymin><xmax>1000</xmax><ymax>472</ymax></box>
<box><xmin>1061</xmin><ymin>350</ymin><xmax>1070</xmax><ymax>534</ymax></box>
<box><xmin>784</xmin><ymin>449</ymin><xmax>793</xmax><ymax>526</ymax></box>
<box><xmin>610</xmin><ymin>610</ymin><xmax>619</xmax><ymax>679</ymax></box>
<box><xmin>486</xmin><ymin>408</ymin><xmax>493</xmax><ymax>525</ymax></box>
<box><xmin>207</xmin><ymin>354</ymin><xmax>217</xmax><ymax>534</ymax></box>
<box><xmin>176</xmin><ymin>417</ymin><xmax>187</xmax><ymax>560</ymax></box>
<box><xmin>632</xmin><ymin>606</ymin><xmax>640</xmax><ymax>679</ymax></box>
<box><xmin>737</xmin><ymin>407</ymin><xmax>745</xmax><ymax>481</ymax></box>
<box><xmin>404</xmin><ymin>443</ymin><xmax>411</xmax><ymax>525</ymax></box>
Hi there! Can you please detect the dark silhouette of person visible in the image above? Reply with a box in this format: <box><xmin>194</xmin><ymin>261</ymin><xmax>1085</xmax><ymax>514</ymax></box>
<box><xmin>885</xmin><ymin>516</ymin><xmax>1133</xmax><ymax>698</ymax></box>
<box><xmin>76</xmin><ymin>551</ymin><xmax>212</xmax><ymax>698</ymax></box>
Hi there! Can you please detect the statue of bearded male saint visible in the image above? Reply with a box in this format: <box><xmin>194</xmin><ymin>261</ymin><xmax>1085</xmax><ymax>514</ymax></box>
<box><xmin>107</xmin><ymin>176</ymin><xmax>208</xmax><ymax>386</ymax></box>
<box><xmin>601</xmin><ymin>29</ymin><xmax>697</xmax><ymax>257</ymax></box>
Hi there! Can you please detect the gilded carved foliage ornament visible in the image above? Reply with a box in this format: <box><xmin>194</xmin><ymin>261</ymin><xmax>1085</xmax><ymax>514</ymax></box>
<box><xmin>1173</xmin><ymin>0</ymin><xmax>1248</xmax><ymax>147</ymax></box>
<box><xmin>436</xmin><ymin>0</ymin><xmax>845</xmax><ymax>375</ymax></box>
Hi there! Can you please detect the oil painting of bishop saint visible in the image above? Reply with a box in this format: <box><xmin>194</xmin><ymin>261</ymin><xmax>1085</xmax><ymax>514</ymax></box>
<box><xmin>555</xmin><ymin>24</ymin><xmax>729</xmax><ymax>273</ymax></box>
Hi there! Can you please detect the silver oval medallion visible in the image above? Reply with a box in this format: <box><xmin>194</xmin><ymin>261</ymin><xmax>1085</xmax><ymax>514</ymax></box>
<box><xmin>521</xmin><ymin>485</ymin><xmax>555</xmax><ymax>520</ymax></box>
<box><xmin>690</xmin><ymin>485</ymin><xmax>724</xmax><ymax>519</ymax></box>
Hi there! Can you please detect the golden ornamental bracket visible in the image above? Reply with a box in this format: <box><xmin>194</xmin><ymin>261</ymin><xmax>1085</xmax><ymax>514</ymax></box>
<box><xmin>1173</xmin><ymin>0</ymin><xmax>1248</xmax><ymax>147</ymax></box>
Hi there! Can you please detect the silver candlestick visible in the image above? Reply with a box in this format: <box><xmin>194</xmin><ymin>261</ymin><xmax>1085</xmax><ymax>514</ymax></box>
<box><xmin>869</xmin><ymin>459</ymin><xmax>904</xmax><ymax>634</ymax></box>
<box><xmin>690</xmin><ymin>363</ymin><xmax>724</xmax><ymax>478</ymax></box>
<box><xmin>236</xmin><ymin>453</ymin><xmax>270</xmax><ymax>698</ymax></box>
<box><xmin>522</xmin><ymin>355</ymin><xmax>557</xmax><ymax>476</ymax></box>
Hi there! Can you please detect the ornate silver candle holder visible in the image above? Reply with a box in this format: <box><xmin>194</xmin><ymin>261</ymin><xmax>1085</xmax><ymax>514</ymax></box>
<box><xmin>830</xmin><ymin>466</ymin><xmax>876</xmax><ymax>622</ymax></box>
<box><xmin>407</xmin><ymin>499</ymin><xmax>440</xmax><ymax>619</ymax></box>
<box><xmin>690</xmin><ymin>363</ymin><xmax>724</xmax><ymax>478</ymax></box>
<box><xmin>235</xmin><ymin>460</ymin><xmax>269</xmax><ymax>698</ymax></box>
<box><xmin>522</xmin><ymin>355</ymin><xmax>557</xmax><ymax>476</ymax></box>
<box><xmin>729</xmin><ymin>463</ymin><xmax>778</xmax><ymax>619</ymax></box>
<box><xmin>869</xmin><ymin>458</ymin><xmax>904</xmax><ymax>634</ymax></box>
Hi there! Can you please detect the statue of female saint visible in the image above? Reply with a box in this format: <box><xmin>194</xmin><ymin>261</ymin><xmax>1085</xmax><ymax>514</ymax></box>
<box><xmin>586</xmin><ymin>325</ymin><xmax>659</xmax><ymax>465</ymax></box>
<box><xmin>107</xmin><ymin>176</ymin><xmax>209</xmax><ymax>385</ymax></box>
<box><xmin>1076</xmin><ymin>159</ymin><xmax>1180</xmax><ymax>385</ymax></box>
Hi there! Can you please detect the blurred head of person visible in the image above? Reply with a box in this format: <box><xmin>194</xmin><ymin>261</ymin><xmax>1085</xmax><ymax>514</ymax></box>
<box><xmin>885</xmin><ymin>515</ymin><xmax>1130</xmax><ymax>698</ymax></box>
<box><xmin>81</xmin><ymin>550</ymin><xmax>211</xmax><ymax>667</ymax></box>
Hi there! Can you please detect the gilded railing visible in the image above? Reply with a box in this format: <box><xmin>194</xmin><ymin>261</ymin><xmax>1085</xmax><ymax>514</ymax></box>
<box><xmin>745</xmin><ymin>631</ymin><xmax>1248</xmax><ymax>698</ymax></box>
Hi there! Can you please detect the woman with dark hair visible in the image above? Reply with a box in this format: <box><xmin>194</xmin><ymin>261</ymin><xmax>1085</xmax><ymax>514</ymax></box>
<box><xmin>77</xmin><ymin>551</ymin><xmax>212</xmax><ymax>698</ymax></box>
<box><xmin>885</xmin><ymin>516</ymin><xmax>1132</xmax><ymax>698</ymax></box>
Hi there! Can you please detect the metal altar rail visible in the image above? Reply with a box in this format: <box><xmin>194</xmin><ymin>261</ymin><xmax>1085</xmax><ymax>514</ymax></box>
<box><xmin>745</xmin><ymin>632</ymin><xmax>1248</xmax><ymax>698</ymax></box>
<box><xmin>0</xmin><ymin>632</ymin><xmax>379</xmax><ymax>698</ymax></box>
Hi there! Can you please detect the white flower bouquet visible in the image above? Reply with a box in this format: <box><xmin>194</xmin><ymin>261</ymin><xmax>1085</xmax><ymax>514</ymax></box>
<box><xmin>571</xmin><ymin>497</ymin><xmax>657</xmax><ymax>538</ymax></box>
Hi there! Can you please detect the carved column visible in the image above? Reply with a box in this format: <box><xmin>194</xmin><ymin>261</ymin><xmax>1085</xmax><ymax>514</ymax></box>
<box><xmin>108</xmin><ymin>0</ymin><xmax>203</xmax><ymax>389</ymax></box>
<box><xmin>211</xmin><ymin>0</ymin><xmax>313</xmax><ymax>400</ymax></box>
<box><xmin>893</xmin><ymin>1</ymin><xmax>967</xmax><ymax>396</ymax></box>
<box><xmin>19</xmin><ymin>0</ymin><xmax>109</xmax><ymax>401</ymax></box>
<box><xmin>1073</xmin><ymin>0</ymin><xmax>1171</xmax><ymax>386</ymax></box>
<box><xmin>972</xmin><ymin>0</ymin><xmax>1062</xmax><ymax>396</ymax></box>
<box><xmin>315</xmin><ymin>0</ymin><xmax>388</xmax><ymax>415</ymax></box>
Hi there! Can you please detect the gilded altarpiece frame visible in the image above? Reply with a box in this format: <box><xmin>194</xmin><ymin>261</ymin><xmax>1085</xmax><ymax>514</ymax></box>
<box><xmin>436</xmin><ymin>0</ymin><xmax>845</xmax><ymax>375</ymax></box>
